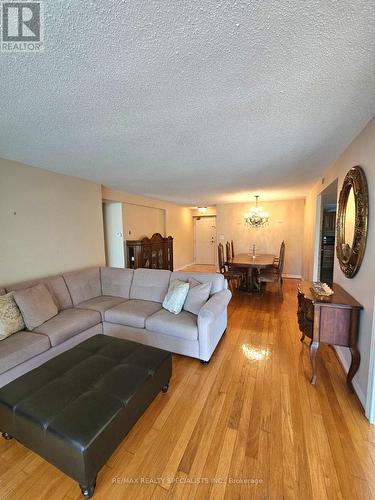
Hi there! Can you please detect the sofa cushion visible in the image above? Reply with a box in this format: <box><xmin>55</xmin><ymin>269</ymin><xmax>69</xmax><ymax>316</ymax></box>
<box><xmin>0</xmin><ymin>288</ymin><xmax>6</xmax><ymax>296</ymax></box>
<box><xmin>14</xmin><ymin>283</ymin><xmax>58</xmax><ymax>331</ymax></box>
<box><xmin>162</xmin><ymin>280</ymin><xmax>190</xmax><ymax>315</ymax></box>
<box><xmin>100</xmin><ymin>267</ymin><xmax>134</xmax><ymax>299</ymax></box>
<box><xmin>34</xmin><ymin>308</ymin><xmax>101</xmax><ymax>347</ymax></box>
<box><xmin>170</xmin><ymin>272</ymin><xmax>225</xmax><ymax>295</ymax></box>
<box><xmin>6</xmin><ymin>275</ymin><xmax>72</xmax><ymax>311</ymax></box>
<box><xmin>63</xmin><ymin>268</ymin><xmax>101</xmax><ymax>306</ymax></box>
<box><xmin>130</xmin><ymin>269</ymin><xmax>171</xmax><ymax>303</ymax></box>
<box><xmin>105</xmin><ymin>299</ymin><xmax>162</xmax><ymax>328</ymax></box>
<box><xmin>146</xmin><ymin>309</ymin><xmax>198</xmax><ymax>341</ymax></box>
<box><xmin>0</xmin><ymin>292</ymin><xmax>25</xmax><ymax>341</ymax></box>
<box><xmin>183</xmin><ymin>278</ymin><xmax>212</xmax><ymax>315</ymax></box>
<box><xmin>76</xmin><ymin>296</ymin><xmax>127</xmax><ymax>320</ymax></box>
<box><xmin>0</xmin><ymin>331</ymin><xmax>51</xmax><ymax>374</ymax></box>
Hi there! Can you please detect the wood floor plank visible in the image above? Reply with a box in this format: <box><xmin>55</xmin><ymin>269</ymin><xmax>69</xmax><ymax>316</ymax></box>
<box><xmin>0</xmin><ymin>278</ymin><xmax>373</xmax><ymax>500</ymax></box>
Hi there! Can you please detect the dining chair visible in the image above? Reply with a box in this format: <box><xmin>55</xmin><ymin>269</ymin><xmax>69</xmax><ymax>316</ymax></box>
<box><xmin>259</xmin><ymin>241</ymin><xmax>285</xmax><ymax>294</ymax></box>
<box><xmin>226</xmin><ymin>240</ymin><xmax>246</xmax><ymax>286</ymax></box>
<box><xmin>226</xmin><ymin>241</ymin><xmax>231</xmax><ymax>263</ymax></box>
<box><xmin>218</xmin><ymin>243</ymin><xmax>241</xmax><ymax>292</ymax></box>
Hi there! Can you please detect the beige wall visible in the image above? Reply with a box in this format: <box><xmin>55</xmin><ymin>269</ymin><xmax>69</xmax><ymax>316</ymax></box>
<box><xmin>0</xmin><ymin>159</ymin><xmax>105</xmax><ymax>285</ymax></box>
<box><xmin>216</xmin><ymin>199</ymin><xmax>305</xmax><ymax>277</ymax></box>
<box><xmin>123</xmin><ymin>203</ymin><xmax>165</xmax><ymax>240</ymax></box>
<box><xmin>102</xmin><ymin>187</ymin><xmax>194</xmax><ymax>270</ymax></box>
<box><xmin>302</xmin><ymin>116</ymin><xmax>375</xmax><ymax>413</ymax></box>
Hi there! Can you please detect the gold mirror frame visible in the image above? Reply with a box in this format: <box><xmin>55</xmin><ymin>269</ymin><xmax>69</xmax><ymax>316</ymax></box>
<box><xmin>336</xmin><ymin>166</ymin><xmax>368</xmax><ymax>278</ymax></box>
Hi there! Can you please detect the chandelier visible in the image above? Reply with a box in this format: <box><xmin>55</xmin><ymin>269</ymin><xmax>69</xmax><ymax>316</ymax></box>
<box><xmin>244</xmin><ymin>195</ymin><xmax>270</xmax><ymax>228</ymax></box>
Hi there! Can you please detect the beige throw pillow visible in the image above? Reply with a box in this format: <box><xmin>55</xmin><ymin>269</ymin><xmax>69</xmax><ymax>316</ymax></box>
<box><xmin>14</xmin><ymin>283</ymin><xmax>58</xmax><ymax>331</ymax></box>
<box><xmin>0</xmin><ymin>292</ymin><xmax>25</xmax><ymax>341</ymax></box>
<box><xmin>183</xmin><ymin>278</ymin><xmax>212</xmax><ymax>315</ymax></box>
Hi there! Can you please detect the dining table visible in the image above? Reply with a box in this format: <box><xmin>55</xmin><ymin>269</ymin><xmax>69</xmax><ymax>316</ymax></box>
<box><xmin>225</xmin><ymin>253</ymin><xmax>275</xmax><ymax>292</ymax></box>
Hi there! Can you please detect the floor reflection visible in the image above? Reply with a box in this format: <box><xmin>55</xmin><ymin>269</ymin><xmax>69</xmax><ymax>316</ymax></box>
<box><xmin>241</xmin><ymin>344</ymin><xmax>271</xmax><ymax>361</ymax></box>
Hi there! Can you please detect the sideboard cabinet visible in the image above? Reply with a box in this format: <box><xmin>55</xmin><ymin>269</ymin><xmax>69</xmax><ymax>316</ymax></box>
<box><xmin>297</xmin><ymin>281</ymin><xmax>362</xmax><ymax>388</ymax></box>
<box><xmin>126</xmin><ymin>233</ymin><xmax>173</xmax><ymax>271</ymax></box>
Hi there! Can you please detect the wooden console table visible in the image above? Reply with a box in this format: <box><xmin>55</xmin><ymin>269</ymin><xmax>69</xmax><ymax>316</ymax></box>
<box><xmin>297</xmin><ymin>281</ymin><xmax>362</xmax><ymax>388</ymax></box>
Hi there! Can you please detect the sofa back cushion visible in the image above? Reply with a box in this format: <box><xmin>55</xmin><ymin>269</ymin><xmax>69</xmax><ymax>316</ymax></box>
<box><xmin>100</xmin><ymin>267</ymin><xmax>134</xmax><ymax>299</ymax></box>
<box><xmin>13</xmin><ymin>283</ymin><xmax>58</xmax><ymax>331</ymax></box>
<box><xmin>183</xmin><ymin>278</ymin><xmax>212</xmax><ymax>315</ymax></box>
<box><xmin>5</xmin><ymin>275</ymin><xmax>72</xmax><ymax>311</ymax></box>
<box><xmin>170</xmin><ymin>272</ymin><xmax>225</xmax><ymax>295</ymax></box>
<box><xmin>130</xmin><ymin>269</ymin><xmax>171</xmax><ymax>303</ymax></box>
<box><xmin>63</xmin><ymin>268</ymin><xmax>101</xmax><ymax>305</ymax></box>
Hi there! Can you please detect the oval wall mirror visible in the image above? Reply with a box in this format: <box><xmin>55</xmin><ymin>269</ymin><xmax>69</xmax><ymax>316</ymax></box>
<box><xmin>336</xmin><ymin>166</ymin><xmax>368</xmax><ymax>278</ymax></box>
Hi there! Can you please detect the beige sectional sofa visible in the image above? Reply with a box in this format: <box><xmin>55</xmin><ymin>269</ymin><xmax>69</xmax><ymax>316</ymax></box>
<box><xmin>0</xmin><ymin>267</ymin><xmax>231</xmax><ymax>387</ymax></box>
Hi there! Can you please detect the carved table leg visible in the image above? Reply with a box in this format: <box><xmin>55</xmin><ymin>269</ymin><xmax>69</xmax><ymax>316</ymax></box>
<box><xmin>309</xmin><ymin>340</ymin><xmax>320</xmax><ymax>385</ymax></box>
<box><xmin>347</xmin><ymin>346</ymin><xmax>361</xmax><ymax>391</ymax></box>
<box><xmin>247</xmin><ymin>268</ymin><xmax>253</xmax><ymax>292</ymax></box>
<box><xmin>300</xmin><ymin>331</ymin><xmax>305</xmax><ymax>342</ymax></box>
<box><xmin>253</xmin><ymin>268</ymin><xmax>261</xmax><ymax>292</ymax></box>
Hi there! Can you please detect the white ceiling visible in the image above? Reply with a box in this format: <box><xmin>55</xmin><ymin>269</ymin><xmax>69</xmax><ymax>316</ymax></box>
<box><xmin>1</xmin><ymin>1</ymin><xmax>375</xmax><ymax>205</ymax></box>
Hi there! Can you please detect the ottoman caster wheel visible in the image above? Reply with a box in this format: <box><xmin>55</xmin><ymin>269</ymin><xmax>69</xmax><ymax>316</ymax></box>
<box><xmin>2</xmin><ymin>432</ymin><xmax>13</xmax><ymax>440</ymax></box>
<box><xmin>161</xmin><ymin>383</ymin><xmax>169</xmax><ymax>393</ymax></box>
<box><xmin>79</xmin><ymin>478</ymin><xmax>96</xmax><ymax>498</ymax></box>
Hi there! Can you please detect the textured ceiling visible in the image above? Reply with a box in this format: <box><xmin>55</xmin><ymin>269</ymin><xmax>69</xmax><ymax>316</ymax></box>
<box><xmin>1</xmin><ymin>1</ymin><xmax>375</xmax><ymax>205</ymax></box>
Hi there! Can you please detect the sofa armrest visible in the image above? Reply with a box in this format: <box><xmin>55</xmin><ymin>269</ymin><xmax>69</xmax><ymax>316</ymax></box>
<box><xmin>197</xmin><ymin>289</ymin><xmax>232</xmax><ymax>362</ymax></box>
<box><xmin>198</xmin><ymin>289</ymin><xmax>232</xmax><ymax>326</ymax></box>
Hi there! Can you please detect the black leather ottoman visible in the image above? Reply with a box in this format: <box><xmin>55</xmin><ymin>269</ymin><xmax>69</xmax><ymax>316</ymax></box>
<box><xmin>0</xmin><ymin>335</ymin><xmax>172</xmax><ymax>498</ymax></box>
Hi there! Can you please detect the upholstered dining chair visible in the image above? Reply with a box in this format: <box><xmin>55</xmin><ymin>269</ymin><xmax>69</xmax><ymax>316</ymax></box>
<box><xmin>259</xmin><ymin>241</ymin><xmax>285</xmax><ymax>294</ymax></box>
<box><xmin>226</xmin><ymin>240</ymin><xmax>246</xmax><ymax>286</ymax></box>
<box><xmin>218</xmin><ymin>243</ymin><xmax>241</xmax><ymax>292</ymax></box>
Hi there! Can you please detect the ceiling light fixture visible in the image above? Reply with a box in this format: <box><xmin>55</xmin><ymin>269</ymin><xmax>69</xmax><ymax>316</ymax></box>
<box><xmin>197</xmin><ymin>207</ymin><xmax>208</xmax><ymax>214</ymax></box>
<box><xmin>244</xmin><ymin>195</ymin><xmax>269</xmax><ymax>228</ymax></box>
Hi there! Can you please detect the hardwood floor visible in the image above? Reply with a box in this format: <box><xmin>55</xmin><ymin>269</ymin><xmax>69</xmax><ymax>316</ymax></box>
<box><xmin>1</xmin><ymin>278</ymin><xmax>375</xmax><ymax>499</ymax></box>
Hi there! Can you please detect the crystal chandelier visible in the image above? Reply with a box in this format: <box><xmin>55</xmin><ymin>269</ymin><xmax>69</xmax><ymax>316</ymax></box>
<box><xmin>244</xmin><ymin>195</ymin><xmax>270</xmax><ymax>228</ymax></box>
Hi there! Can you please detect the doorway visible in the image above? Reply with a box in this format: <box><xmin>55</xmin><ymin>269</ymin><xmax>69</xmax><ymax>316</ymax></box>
<box><xmin>194</xmin><ymin>216</ymin><xmax>217</xmax><ymax>265</ymax></box>
<box><xmin>102</xmin><ymin>201</ymin><xmax>125</xmax><ymax>268</ymax></box>
<box><xmin>314</xmin><ymin>179</ymin><xmax>338</xmax><ymax>284</ymax></box>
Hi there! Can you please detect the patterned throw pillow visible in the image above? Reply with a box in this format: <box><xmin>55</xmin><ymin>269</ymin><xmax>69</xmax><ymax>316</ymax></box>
<box><xmin>162</xmin><ymin>279</ymin><xmax>190</xmax><ymax>315</ymax></box>
<box><xmin>183</xmin><ymin>278</ymin><xmax>212</xmax><ymax>315</ymax></box>
<box><xmin>0</xmin><ymin>292</ymin><xmax>25</xmax><ymax>341</ymax></box>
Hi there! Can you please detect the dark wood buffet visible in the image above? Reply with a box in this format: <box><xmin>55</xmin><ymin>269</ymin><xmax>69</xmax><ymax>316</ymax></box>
<box><xmin>126</xmin><ymin>233</ymin><xmax>173</xmax><ymax>271</ymax></box>
<box><xmin>297</xmin><ymin>281</ymin><xmax>362</xmax><ymax>388</ymax></box>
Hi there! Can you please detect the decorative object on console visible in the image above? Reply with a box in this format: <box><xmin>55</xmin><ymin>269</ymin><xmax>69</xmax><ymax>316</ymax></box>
<box><xmin>126</xmin><ymin>233</ymin><xmax>173</xmax><ymax>271</ymax></box>
<box><xmin>310</xmin><ymin>282</ymin><xmax>334</xmax><ymax>300</ymax></box>
<box><xmin>297</xmin><ymin>280</ymin><xmax>362</xmax><ymax>388</ymax></box>
<box><xmin>244</xmin><ymin>195</ymin><xmax>270</xmax><ymax>228</ymax></box>
<box><xmin>336</xmin><ymin>166</ymin><xmax>368</xmax><ymax>278</ymax></box>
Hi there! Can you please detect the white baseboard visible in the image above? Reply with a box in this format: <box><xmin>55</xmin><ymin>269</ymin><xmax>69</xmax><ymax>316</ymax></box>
<box><xmin>334</xmin><ymin>346</ymin><xmax>366</xmax><ymax>409</ymax></box>
<box><xmin>174</xmin><ymin>262</ymin><xmax>195</xmax><ymax>271</ymax></box>
<box><xmin>282</xmin><ymin>274</ymin><xmax>302</xmax><ymax>279</ymax></box>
